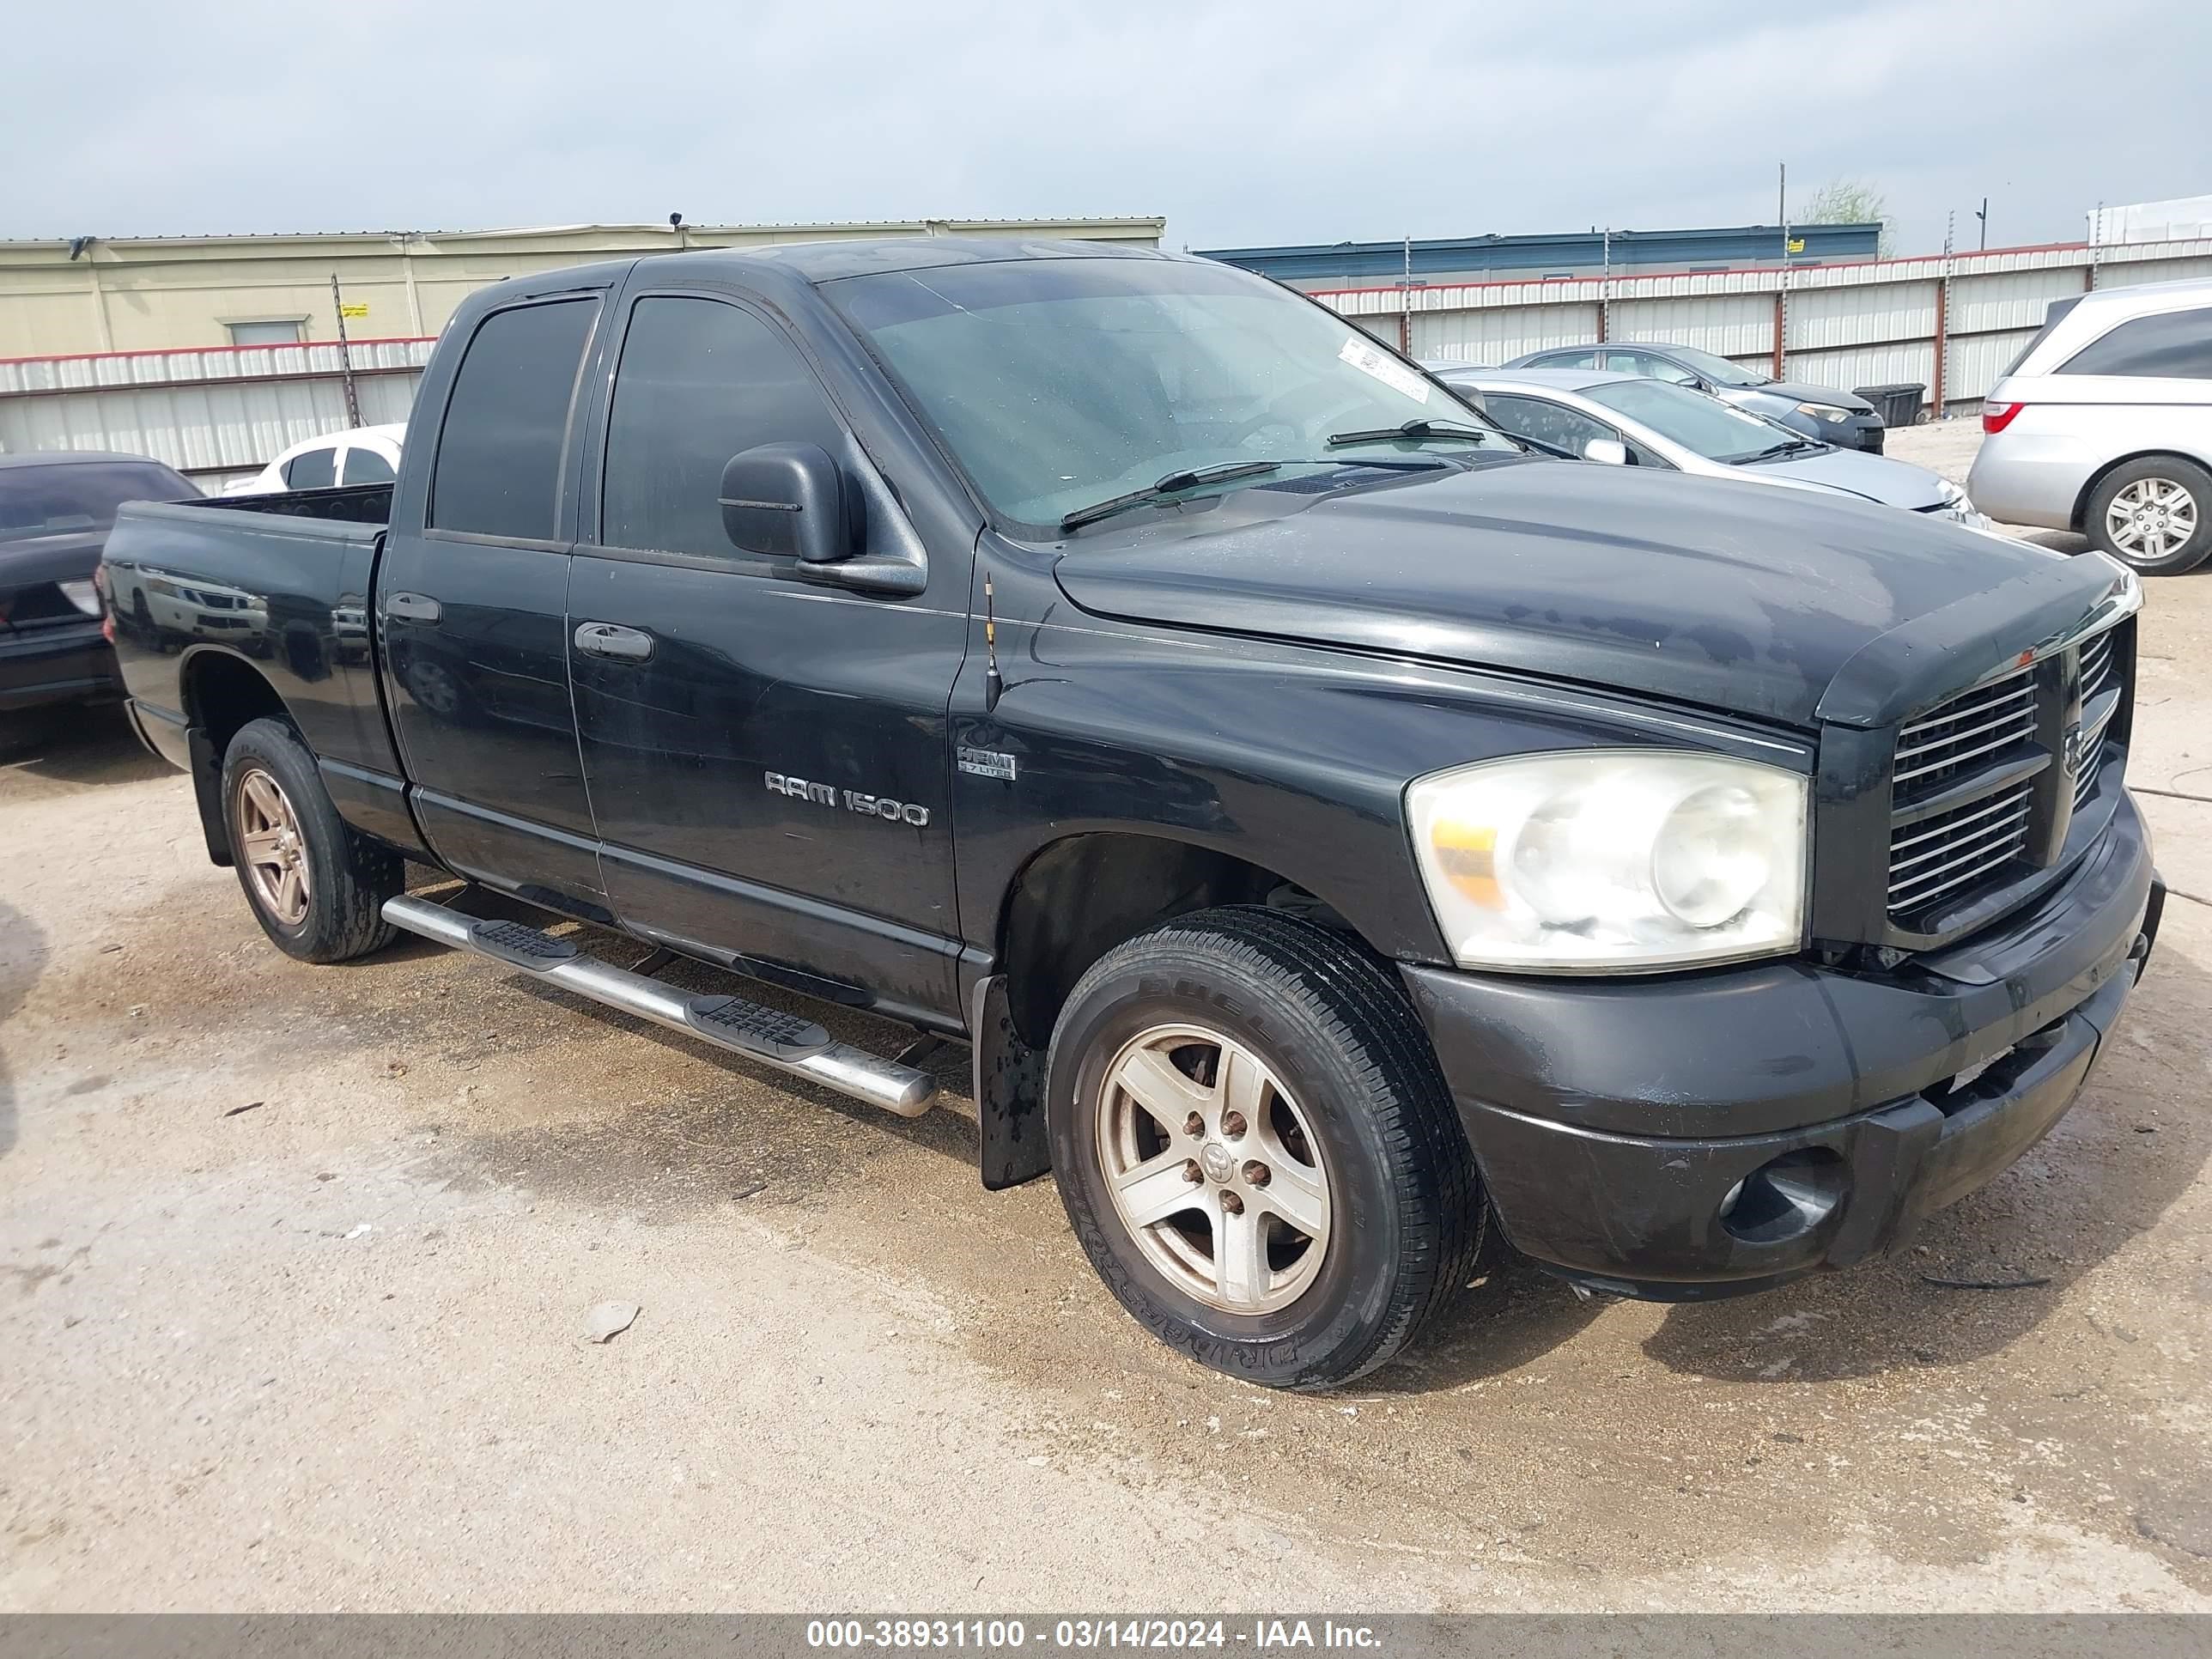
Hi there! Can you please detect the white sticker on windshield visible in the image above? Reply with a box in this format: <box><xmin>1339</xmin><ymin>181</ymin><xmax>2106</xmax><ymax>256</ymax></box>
<box><xmin>1338</xmin><ymin>336</ymin><xmax>1430</xmax><ymax>404</ymax></box>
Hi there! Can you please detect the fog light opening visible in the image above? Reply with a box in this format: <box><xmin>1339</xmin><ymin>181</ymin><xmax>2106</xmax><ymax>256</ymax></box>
<box><xmin>1719</xmin><ymin>1148</ymin><xmax>1847</xmax><ymax>1245</ymax></box>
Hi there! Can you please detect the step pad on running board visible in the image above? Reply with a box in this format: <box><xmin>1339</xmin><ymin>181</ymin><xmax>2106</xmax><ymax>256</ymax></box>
<box><xmin>468</xmin><ymin>918</ymin><xmax>580</xmax><ymax>971</ymax></box>
<box><xmin>683</xmin><ymin>997</ymin><xmax>832</xmax><ymax>1061</ymax></box>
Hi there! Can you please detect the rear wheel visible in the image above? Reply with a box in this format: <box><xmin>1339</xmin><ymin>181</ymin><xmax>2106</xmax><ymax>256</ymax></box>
<box><xmin>2087</xmin><ymin>456</ymin><xmax>2212</xmax><ymax>574</ymax></box>
<box><xmin>1046</xmin><ymin>906</ymin><xmax>1484</xmax><ymax>1390</ymax></box>
<box><xmin>220</xmin><ymin>716</ymin><xmax>400</xmax><ymax>963</ymax></box>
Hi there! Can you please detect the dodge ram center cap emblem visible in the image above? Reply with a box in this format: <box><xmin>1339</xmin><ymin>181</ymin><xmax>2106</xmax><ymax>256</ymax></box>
<box><xmin>1200</xmin><ymin>1142</ymin><xmax>1237</xmax><ymax>1184</ymax></box>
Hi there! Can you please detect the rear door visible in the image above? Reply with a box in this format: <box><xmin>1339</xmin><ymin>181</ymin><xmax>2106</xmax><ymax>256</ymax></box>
<box><xmin>377</xmin><ymin>289</ymin><xmax>611</xmax><ymax>915</ymax></box>
<box><xmin>566</xmin><ymin>283</ymin><xmax>969</xmax><ymax>1024</ymax></box>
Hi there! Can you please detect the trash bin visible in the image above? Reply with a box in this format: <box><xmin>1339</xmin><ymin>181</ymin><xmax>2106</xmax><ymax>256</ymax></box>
<box><xmin>1853</xmin><ymin>383</ymin><xmax>1926</xmax><ymax>428</ymax></box>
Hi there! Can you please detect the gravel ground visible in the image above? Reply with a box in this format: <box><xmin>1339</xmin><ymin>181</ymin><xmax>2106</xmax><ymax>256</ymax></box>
<box><xmin>3</xmin><ymin>432</ymin><xmax>2209</xmax><ymax>1611</ymax></box>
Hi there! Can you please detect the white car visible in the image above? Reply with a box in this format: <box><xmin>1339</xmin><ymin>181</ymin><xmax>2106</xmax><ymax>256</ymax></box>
<box><xmin>225</xmin><ymin>423</ymin><xmax>405</xmax><ymax>495</ymax></box>
<box><xmin>1440</xmin><ymin>368</ymin><xmax>1986</xmax><ymax>524</ymax></box>
<box><xmin>1968</xmin><ymin>276</ymin><xmax>2212</xmax><ymax>574</ymax></box>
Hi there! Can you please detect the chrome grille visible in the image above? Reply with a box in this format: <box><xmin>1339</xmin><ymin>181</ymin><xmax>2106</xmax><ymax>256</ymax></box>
<box><xmin>1884</xmin><ymin>617</ymin><xmax>2130</xmax><ymax>927</ymax></box>
<box><xmin>2074</xmin><ymin>629</ymin><xmax>2120</xmax><ymax>811</ymax></box>
<box><xmin>1888</xmin><ymin>780</ymin><xmax>2033</xmax><ymax>912</ymax></box>
<box><xmin>1891</xmin><ymin>668</ymin><xmax>2038</xmax><ymax>797</ymax></box>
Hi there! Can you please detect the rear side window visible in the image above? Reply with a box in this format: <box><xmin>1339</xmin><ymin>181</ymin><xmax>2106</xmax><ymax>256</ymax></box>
<box><xmin>284</xmin><ymin>446</ymin><xmax>337</xmax><ymax>489</ymax></box>
<box><xmin>1484</xmin><ymin>393</ymin><xmax>1617</xmax><ymax>456</ymax></box>
<box><xmin>2002</xmin><ymin>295</ymin><xmax>2081</xmax><ymax>377</ymax></box>
<box><xmin>2058</xmin><ymin>306</ymin><xmax>2212</xmax><ymax>380</ymax></box>
<box><xmin>601</xmin><ymin>297</ymin><xmax>848</xmax><ymax>558</ymax></box>
<box><xmin>431</xmin><ymin>298</ymin><xmax>597</xmax><ymax>539</ymax></box>
<box><xmin>341</xmin><ymin>447</ymin><xmax>396</xmax><ymax>485</ymax></box>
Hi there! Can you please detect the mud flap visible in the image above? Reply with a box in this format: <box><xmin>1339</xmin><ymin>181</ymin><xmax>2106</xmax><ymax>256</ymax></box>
<box><xmin>970</xmin><ymin>974</ymin><xmax>1049</xmax><ymax>1189</ymax></box>
<box><xmin>187</xmin><ymin>725</ymin><xmax>232</xmax><ymax>866</ymax></box>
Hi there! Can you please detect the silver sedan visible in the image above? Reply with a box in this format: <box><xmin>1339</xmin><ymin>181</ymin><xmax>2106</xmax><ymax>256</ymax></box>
<box><xmin>1438</xmin><ymin>367</ymin><xmax>1986</xmax><ymax>524</ymax></box>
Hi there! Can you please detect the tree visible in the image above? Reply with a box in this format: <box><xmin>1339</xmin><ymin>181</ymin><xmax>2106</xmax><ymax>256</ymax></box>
<box><xmin>1800</xmin><ymin>179</ymin><xmax>1895</xmax><ymax>257</ymax></box>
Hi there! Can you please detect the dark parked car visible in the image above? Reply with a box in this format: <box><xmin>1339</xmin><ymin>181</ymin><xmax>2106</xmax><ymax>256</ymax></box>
<box><xmin>103</xmin><ymin>240</ymin><xmax>2159</xmax><ymax>1389</ymax></box>
<box><xmin>0</xmin><ymin>449</ymin><xmax>196</xmax><ymax>749</ymax></box>
<box><xmin>1505</xmin><ymin>342</ymin><xmax>1888</xmax><ymax>452</ymax></box>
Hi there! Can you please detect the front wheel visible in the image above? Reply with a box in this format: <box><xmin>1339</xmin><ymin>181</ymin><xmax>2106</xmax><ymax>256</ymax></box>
<box><xmin>2087</xmin><ymin>455</ymin><xmax>2212</xmax><ymax>574</ymax></box>
<box><xmin>1046</xmin><ymin>907</ymin><xmax>1484</xmax><ymax>1390</ymax></box>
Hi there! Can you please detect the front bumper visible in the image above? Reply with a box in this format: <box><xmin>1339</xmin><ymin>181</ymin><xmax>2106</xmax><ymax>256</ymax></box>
<box><xmin>1401</xmin><ymin>793</ymin><xmax>2160</xmax><ymax>1298</ymax></box>
<box><xmin>0</xmin><ymin>617</ymin><xmax>121</xmax><ymax>714</ymax></box>
<box><xmin>1841</xmin><ymin>414</ymin><xmax>1885</xmax><ymax>453</ymax></box>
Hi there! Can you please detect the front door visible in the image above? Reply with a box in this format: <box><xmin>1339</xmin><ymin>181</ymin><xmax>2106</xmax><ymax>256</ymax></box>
<box><xmin>379</xmin><ymin>292</ymin><xmax>609</xmax><ymax>915</ymax></box>
<box><xmin>566</xmin><ymin>289</ymin><xmax>969</xmax><ymax>1023</ymax></box>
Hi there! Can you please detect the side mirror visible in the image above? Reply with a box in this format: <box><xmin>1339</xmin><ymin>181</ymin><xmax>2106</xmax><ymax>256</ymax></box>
<box><xmin>1582</xmin><ymin>438</ymin><xmax>1629</xmax><ymax>467</ymax></box>
<box><xmin>720</xmin><ymin>441</ymin><xmax>851</xmax><ymax>562</ymax></box>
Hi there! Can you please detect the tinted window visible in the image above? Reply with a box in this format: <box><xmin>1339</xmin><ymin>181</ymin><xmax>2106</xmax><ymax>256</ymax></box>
<box><xmin>2002</xmin><ymin>295</ymin><xmax>2082</xmax><ymax>376</ymax></box>
<box><xmin>1532</xmin><ymin>349</ymin><xmax>1601</xmax><ymax>369</ymax></box>
<box><xmin>431</xmin><ymin>298</ymin><xmax>596</xmax><ymax>539</ymax></box>
<box><xmin>0</xmin><ymin>460</ymin><xmax>194</xmax><ymax>544</ymax></box>
<box><xmin>1483</xmin><ymin>394</ymin><xmax>1618</xmax><ymax>456</ymax></box>
<box><xmin>341</xmin><ymin>446</ymin><xmax>396</xmax><ymax>484</ymax></box>
<box><xmin>2059</xmin><ymin>307</ymin><xmax>2212</xmax><ymax>380</ymax></box>
<box><xmin>602</xmin><ymin>297</ymin><xmax>848</xmax><ymax>557</ymax></box>
<box><xmin>1610</xmin><ymin>350</ymin><xmax>1699</xmax><ymax>386</ymax></box>
<box><xmin>284</xmin><ymin>446</ymin><xmax>337</xmax><ymax>489</ymax></box>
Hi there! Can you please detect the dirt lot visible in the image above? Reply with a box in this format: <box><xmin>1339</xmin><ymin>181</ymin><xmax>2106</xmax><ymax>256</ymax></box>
<box><xmin>3</xmin><ymin>421</ymin><xmax>2209</xmax><ymax>1611</ymax></box>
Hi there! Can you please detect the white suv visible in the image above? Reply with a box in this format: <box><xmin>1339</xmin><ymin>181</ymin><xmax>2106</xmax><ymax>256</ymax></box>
<box><xmin>1969</xmin><ymin>276</ymin><xmax>2212</xmax><ymax>574</ymax></box>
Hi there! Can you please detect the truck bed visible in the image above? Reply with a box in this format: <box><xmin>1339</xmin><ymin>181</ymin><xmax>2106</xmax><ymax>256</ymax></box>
<box><xmin>182</xmin><ymin>482</ymin><xmax>393</xmax><ymax>528</ymax></box>
<box><xmin>102</xmin><ymin>479</ymin><xmax>403</xmax><ymax>793</ymax></box>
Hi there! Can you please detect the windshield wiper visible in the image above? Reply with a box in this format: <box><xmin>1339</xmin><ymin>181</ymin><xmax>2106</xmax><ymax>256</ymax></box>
<box><xmin>1059</xmin><ymin>461</ymin><xmax>1285</xmax><ymax>532</ymax></box>
<box><xmin>1326</xmin><ymin>417</ymin><xmax>1498</xmax><ymax>447</ymax></box>
<box><xmin>1747</xmin><ymin>436</ymin><xmax>1825</xmax><ymax>461</ymax></box>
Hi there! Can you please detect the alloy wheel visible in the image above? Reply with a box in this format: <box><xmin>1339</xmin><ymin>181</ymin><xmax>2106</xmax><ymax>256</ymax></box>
<box><xmin>1095</xmin><ymin>1022</ymin><xmax>1331</xmax><ymax>1313</ymax></box>
<box><xmin>235</xmin><ymin>768</ymin><xmax>312</xmax><ymax>927</ymax></box>
<box><xmin>2106</xmin><ymin>477</ymin><xmax>2199</xmax><ymax>564</ymax></box>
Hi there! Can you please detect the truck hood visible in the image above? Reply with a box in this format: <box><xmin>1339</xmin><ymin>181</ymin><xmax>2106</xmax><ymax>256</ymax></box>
<box><xmin>1051</xmin><ymin>459</ymin><xmax>2101</xmax><ymax>729</ymax></box>
<box><xmin>1741</xmin><ymin>446</ymin><xmax>1952</xmax><ymax>510</ymax></box>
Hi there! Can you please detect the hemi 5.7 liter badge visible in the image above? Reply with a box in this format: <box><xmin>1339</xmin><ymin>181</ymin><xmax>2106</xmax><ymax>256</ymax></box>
<box><xmin>766</xmin><ymin>773</ymin><xmax>930</xmax><ymax>827</ymax></box>
<box><xmin>957</xmin><ymin>746</ymin><xmax>1018</xmax><ymax>781</ymax></box>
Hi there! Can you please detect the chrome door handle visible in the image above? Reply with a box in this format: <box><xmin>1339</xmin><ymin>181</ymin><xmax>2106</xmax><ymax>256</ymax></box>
<box><xmin>384</xmin><ymin>591</ymin><xmax>442</xmax><ymax>623</ymax></box>
<box><xmin>573</xmin><ymin>621</ymin><xmax>655</xmax><ymax>662</ymax></box>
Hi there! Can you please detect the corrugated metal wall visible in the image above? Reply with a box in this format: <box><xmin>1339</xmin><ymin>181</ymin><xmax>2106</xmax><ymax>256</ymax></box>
<box><xmin>0</xmin><ymin>340</ymin><xmax>432</xmax><ymax>485</ymax></box>
<box><xmin>3</xmin><ymin>238</ymin><xmax>2208</xmax><ymax>476</ymax></box>
<box><xmin>1322</xmin><ymin>237</ymin><xmax>2212</xmax><ymax>416</ymax></box>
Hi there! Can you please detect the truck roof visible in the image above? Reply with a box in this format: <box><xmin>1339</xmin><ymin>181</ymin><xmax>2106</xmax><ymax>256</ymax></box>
<box><xmin>531</xmin><ymin>235</ymin><xmax>1183</xmax><ymax>293</ymax></box>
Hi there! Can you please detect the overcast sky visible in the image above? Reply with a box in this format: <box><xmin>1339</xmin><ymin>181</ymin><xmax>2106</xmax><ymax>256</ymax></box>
<box><xmin>8</xmin><ymin>0</ymin><xmax>2208</xmax><ymax>259</ymax></box>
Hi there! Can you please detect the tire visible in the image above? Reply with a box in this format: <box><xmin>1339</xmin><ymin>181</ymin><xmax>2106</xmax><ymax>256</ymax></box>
<box><xmin>2086</xmin><ymin>455</ymin><xmax>2212</xmax><ymax>575</ymax></box>
<box><xmin>219</xmin><ymin>716</ymin><xmax>401</xmax><ymax>963</ymax></box>
<box><xmin>1045</xmin><ymin>905</ymin><xmax>1484</xmax><ymax>1390</ymax></box>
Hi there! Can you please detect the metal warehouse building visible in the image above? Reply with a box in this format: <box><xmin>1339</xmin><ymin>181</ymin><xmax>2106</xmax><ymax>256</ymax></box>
<box><xmin>1199</xmin><ymin>222</ymin><xmax>1881</xmax><ymax>292</ymax></box>
<box><xmin>0</xmin><ymin>217</ymin><xmax>1167</xmax><ymax>360</ymax></box>
<box><xmin>0</xmin><ymin>216</ymin><xmax>1164</xmax><ymax>488</ymax></box>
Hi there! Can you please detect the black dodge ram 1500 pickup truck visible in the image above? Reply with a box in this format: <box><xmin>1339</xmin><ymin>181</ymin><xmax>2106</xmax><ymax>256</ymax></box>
<box><xmin>102</xmin><ymin>239</ymin><xmax>2162</xmax><ymax>1389</ymax></box>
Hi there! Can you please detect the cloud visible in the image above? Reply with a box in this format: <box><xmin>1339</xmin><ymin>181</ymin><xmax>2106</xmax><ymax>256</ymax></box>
<box><xmin>6</xmin><ymin>0</ymin><xmax>2207</xmax><ymax>258</ymax></box>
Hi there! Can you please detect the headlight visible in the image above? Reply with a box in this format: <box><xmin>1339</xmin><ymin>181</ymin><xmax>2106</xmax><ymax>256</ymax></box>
<box><xmin>1796</xmin><ymin>402</ymin><xmax>1851</xmax><ymax>422</ymax></box>
<box><xmin>1407</xmin><ymin>750</ymin><xmax>1808</xmax><ymax>972</ymax></box>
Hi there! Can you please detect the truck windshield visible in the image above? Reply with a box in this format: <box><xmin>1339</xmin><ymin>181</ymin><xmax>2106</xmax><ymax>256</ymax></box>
<box><xmin>0</xmin><ymin>461</ymin><xmax>191</xmax><ymax>544</ymax></box>
<box><xmin>826</xmin><ymin>257</ymin><xmax>1511</xmax><ymax>532</ymax></box>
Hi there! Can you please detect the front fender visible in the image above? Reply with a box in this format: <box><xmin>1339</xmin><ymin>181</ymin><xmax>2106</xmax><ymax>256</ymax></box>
<box><xmin>949</xmin><ymin>605</ymin><xmax>1814</xmax><ymax>970</ymax></box>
